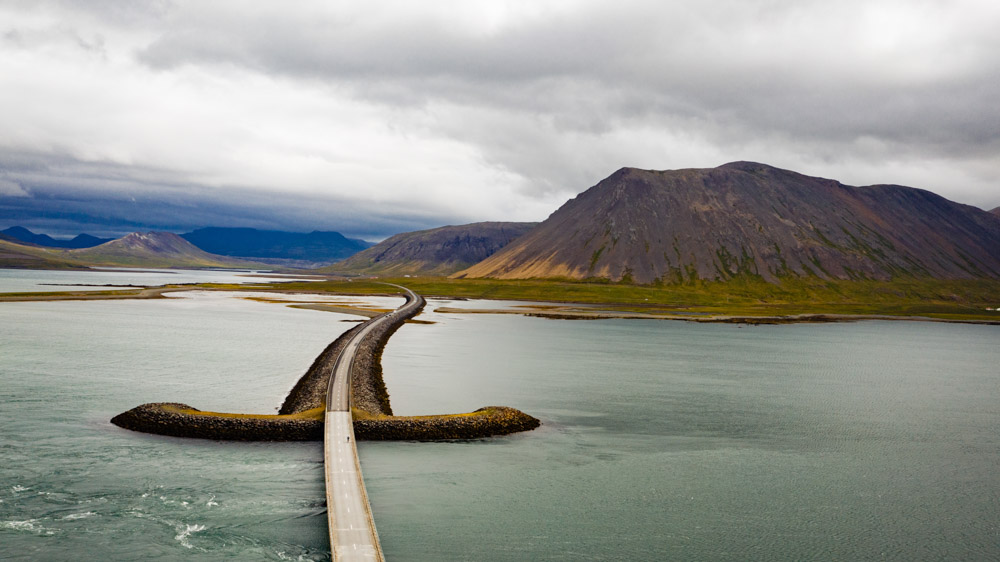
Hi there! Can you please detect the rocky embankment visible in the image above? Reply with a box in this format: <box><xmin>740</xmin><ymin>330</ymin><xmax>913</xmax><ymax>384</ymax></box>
<box><xmin>111</xmin><ymin>289</ymin><xmax>540</xmax><ymax>441</ymax></box>
<box><xmin>277</xmin><ymin>323</ymin><xmax>366</xmax><ymax>415</ymax></box>
<box><xmin>355</xmin><ymin>407</ymin><xmax>540</xmax><ymax>440</ymax></box>
<box><xmin>111</xmin><ymin>403</ymin><xmax>323</xmax><ymax>441</ymax></box>
<box><xmin>111</xmin><ymin>403</ymin><xmax>540</xmax><ymax>442</ymax></box>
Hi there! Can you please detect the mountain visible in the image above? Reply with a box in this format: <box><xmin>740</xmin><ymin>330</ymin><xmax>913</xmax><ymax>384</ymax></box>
<box><xmin>455</xmin><ymin>162</ymin><xmax>1000</xmax><ymax>284</ymax></box>
<box><xmin>70</xmin><ymin>233</ymin><xmax>113</xmax><ymax>248</ymax></box>
<box><xmin>181</xmin><ymin>227</ymin><xmax>371</xmax><ymax>266</ymax></box>
<box><xmin>68</xmin><ymin>232</ymin><xmax>264</xmax><ymax>269</ymax></box>
<box><xmin>0</xmin><ymin>238</ymin><xmax>88</xmax><ymax>269</ymax></box>
<box><xmin>990</xmin><ymin>207</ymin><xmax>1000</xmax><ymax>217</ymax></box>
<box><xmin>1</xmin><ymin>231</ymin><xmax>37</xmax><ymax>246</ymax></box>
<box><xmin>2</xmin><ymin>226</ymin><xmax>112</xmax><ymax>249</ymax></box>
<box><xmin>329</xmin><ymin>222</ymin><xmax>537</xmax><ymax>276</ymax></box>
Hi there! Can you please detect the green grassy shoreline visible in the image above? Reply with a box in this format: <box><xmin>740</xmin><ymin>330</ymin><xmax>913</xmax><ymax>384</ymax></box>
<box><xmin>2</xmin><ymin>276</ymin><xmax>998</xmax><ymax>322</ymax></box>
<box><xmin>253</xmin><ymin>276</ymin><xmax>1000</xmax><ymax>323</ymax></box>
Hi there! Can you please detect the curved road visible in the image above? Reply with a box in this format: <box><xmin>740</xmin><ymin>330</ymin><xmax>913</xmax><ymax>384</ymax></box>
<box><xmin>325</xmin><ymin>285</ymin><xmax>423</xmax><ymax>561</ymax></box>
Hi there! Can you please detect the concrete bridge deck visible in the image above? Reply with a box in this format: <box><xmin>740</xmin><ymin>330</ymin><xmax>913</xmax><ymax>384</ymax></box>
<box><xmin>324</xmin><ymin>285</ymin><xmax>423</xmax><ymax>561</ymax></box>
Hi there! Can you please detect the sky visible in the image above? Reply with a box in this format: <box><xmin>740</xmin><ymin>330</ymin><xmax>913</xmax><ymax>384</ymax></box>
<box><xmin>1</xmin><ymin>0</ymin><xmax>998</xmax><ymax>241</ymax></box>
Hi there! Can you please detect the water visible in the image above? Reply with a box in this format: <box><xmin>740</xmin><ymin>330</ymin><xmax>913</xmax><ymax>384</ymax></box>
<box><xmin>0</xmin><ymin>267</ymin><xmax>318</xmax><ymax>293</ymax></box>
<box><xmin>0</xmin><ymin>291</ymin><xmax>368</xmax><ymax>560</ymax></box>
<box><xmin>2</xmin><ymin>272</ymin><xmax>999</xmax><ymax>560</ymax></box>
<box><xmin>374</xmin><ymin>306</ymin><xmax>1000</xmax><ymax>561</ymax></box>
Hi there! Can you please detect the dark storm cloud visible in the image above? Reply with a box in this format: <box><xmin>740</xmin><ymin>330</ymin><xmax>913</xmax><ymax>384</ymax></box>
<box><xmin>1</xmin><ymin>0</ymin><xmax>997</xmax><ymax>240</ymax></box>
<box><xmin>0</xmin><ymin>150</ymin><xmax>447</xmax><ymax>240</ymax></box>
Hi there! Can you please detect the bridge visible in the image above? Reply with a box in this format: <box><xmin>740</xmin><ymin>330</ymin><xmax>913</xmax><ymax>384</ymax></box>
<box><xmin>324</xmin><ymin>285</ymin><xmax>423</xmax><ymax>561</ymax></box>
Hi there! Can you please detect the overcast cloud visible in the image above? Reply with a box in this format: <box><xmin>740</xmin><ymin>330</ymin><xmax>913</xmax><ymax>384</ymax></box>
<box><xmin>1</xmin><ymin>0</ymin><xmax>998</xmax><ymax>239</ymax></box>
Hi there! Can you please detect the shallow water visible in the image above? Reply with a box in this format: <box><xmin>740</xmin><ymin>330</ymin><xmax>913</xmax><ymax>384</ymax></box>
<box><xmin>374</xmin><ymin>307</ymin><xmax>1000</xmax><ymax>561</ymax></box>
<box><xmin>2</xmin><ymin>271</ymin><xmax>998</xmax><ymax>560</ymax></box>
<box><xmin>0</xmin><ymin>267</ymin><xmax>317</xmax><ymax>293</ymax></box>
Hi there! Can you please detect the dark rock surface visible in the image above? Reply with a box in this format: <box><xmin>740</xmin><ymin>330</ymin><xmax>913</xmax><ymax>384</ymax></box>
<box><xmin>348</xmin><ymin>302</ymin><xmax>420</xmax><ymax>416</ymax></box>
<box><xmin>355</xmin><ymin>407</ymin><xmax>540</xmax><ymax>440</ymax></box>
<box><xmin>111</xmin><ymin>403</ymin><xmax>322</xmax><ymax>441</ymax></box>
<box><xmin>112</xmin><ymin>403</ymin><xmax>539</xmax><ymax>441</ymax></box>
<box><xmin>277</xmin><ymin>323</ymin><xmax>366</xmax><ymax>414</ymax></box>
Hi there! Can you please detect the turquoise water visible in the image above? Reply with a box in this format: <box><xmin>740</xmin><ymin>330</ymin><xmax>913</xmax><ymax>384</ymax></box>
<box><xmin>375</xmin><ymin>304</ymin><xmax>1000</xmax><ymax>561</ymax></box>
<box><xmin>2</xmin><ymin>272</ymin><xmax>999</xmax><ymax>560</ymax></box>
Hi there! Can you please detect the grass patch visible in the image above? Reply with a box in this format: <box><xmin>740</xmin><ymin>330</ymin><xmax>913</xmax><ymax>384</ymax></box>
<box><xmin>257</xmin><ymin>276</ymin><xmax>1000</xmax><ymax>321</ymax></box>
<box><xmin>164</xmin><ymin>404</ymin><xmax>325</xmax><ymax>421</ymax></box>
<box><xmin>8</xmin><ymin>274</ymin><xmax>998</xmax><ymax>321</ymax></box>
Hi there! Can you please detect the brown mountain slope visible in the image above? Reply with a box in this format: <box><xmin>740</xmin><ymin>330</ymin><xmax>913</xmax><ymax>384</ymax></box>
<box><xmin>0</xmin><ymin>238</ymin><xmax>88</xmax><ymax>269</ymax></box>
<box><xmin>328</xmin><ymin>222</ymin><xmax>536</xmax><ymax>276</ymax></box>
<box><xmin>455</xmin><ymin>162</ymin><xmax>1000</xmax><ymax>284</ymax></box>
<box><xmin>990</xmin><ymin>206</ymin><xmax>1000</xmax><ymax>217</ymax></box>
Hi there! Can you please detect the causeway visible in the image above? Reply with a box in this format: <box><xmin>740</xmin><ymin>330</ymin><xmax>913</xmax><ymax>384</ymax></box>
<box><xmin>324</xmin><ymin>285</ymin><xmax>424</xmax><ymax>561</ymax></box>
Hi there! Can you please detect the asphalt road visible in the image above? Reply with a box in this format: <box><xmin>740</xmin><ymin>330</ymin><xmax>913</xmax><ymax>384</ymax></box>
<box><xmin>324</xmin><ymin>285</ymin><xmax>422</xmax><ymax>561</ymax></box>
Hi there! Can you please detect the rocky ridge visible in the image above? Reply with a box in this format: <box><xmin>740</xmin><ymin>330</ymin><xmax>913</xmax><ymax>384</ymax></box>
<box><xmin>330</xmin><ymin>221</ymin><xmax>537</xmax><ymax>276</ymax></box>
<box><xmin>456</xmin><ymin>162</ymin><xmax>1000</xmax><ymax>284</ymax></box>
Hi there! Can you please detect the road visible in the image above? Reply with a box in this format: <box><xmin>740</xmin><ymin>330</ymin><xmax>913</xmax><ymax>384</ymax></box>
<box><xmin>324</xmin><ymin>285</ymin><xmax>423</xmax><ymax>561</ymax></box>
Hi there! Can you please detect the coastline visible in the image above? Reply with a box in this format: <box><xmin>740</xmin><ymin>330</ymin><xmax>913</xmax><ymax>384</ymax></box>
<box><xmin>0</xmin><ymin>286</ymin><xmax>200</xmax><ymax>301</ymax></box>
<box><xmin>433</xmin><ymin>305</ymin><xmax>1000</xmax><ymax>325</ymax></box>
<box><xmin>3</xmin><ymin>285</ymin><xmax>998</xmax><ymax>325</ymax></box>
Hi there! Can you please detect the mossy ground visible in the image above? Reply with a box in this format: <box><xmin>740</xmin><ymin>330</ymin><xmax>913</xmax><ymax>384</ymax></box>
<box><xmin>247</xmin><ymin>276</ymin><xmax>1000</xmax><ymax>322</ymax></box>
<box><xmin>165</xmin><ymin>404</ymin><xmax>326</xmax><ymax>421</ymax></box>
<box><xmin>163</xmin><ymin>405</ymin><xmax>504</xmax><ymax>424</ymax></box>
<box><xmin>10</xmin><ymin>274</ymin><xmax>995</xmax><ymax>322</ymax></box>
<box><xmin>350</xmin><ymin>407</ymin><xmax>508</xmax><ymax>422</ymax></box>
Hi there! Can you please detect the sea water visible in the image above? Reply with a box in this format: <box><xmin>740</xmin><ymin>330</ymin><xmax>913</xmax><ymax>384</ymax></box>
<box><xmin>0</xmin><ymin>290</ymin><xmax>364</xmax><ymax>560</ymax></box>
<box><xmin>0</xmin><ymin>267</ymin><xmax>318</xmax><ymax>293</ymax></box>
<box><xmin>2</xmin><ymin>271</ymin><xmax>998</xmax><ymax>560</ymax></box>
<box><xmin>374</xmin><ymin>303</ymin><xmax>1000</xmax><ymax>561</ymax></box>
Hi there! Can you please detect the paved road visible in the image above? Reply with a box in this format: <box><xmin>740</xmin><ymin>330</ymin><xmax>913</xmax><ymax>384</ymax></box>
<box><xmin>325</xmin><ymin>285</ymin><xmax>422</xmax><ymax>561</ymax></box>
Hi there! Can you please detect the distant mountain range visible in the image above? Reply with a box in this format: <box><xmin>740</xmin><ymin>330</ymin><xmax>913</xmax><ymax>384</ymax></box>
<box><xmin>1</xmin><ymin>226</ymin><xmax>372</xmax><ymax>267</ymax></box>
<box><xmin>329</xmin><ymin>222</ymin><xmax>537</xmax><ymax>276</ymax></box>
<box><xmin>4</xmin><ymin>163</ymin><xmax>998</xmax><ymax>284</ymax></box>
<box><xmin>0</xmin><ymin>232</ymin><xmax>265</xmax><ymax>270</ymax></box>
<box><xmin>180</xmin><ymin>227</ymin><xmax>371</xmax><ymax>266</ymax></box>
<box><xmin>2</xmin><ymin>226</ymin><xmax>112</xmax><ymax>249</ymax></box>
<box><xmin>456</xmin><ymin>162</ymin><xmax>1000</xmax><ymax>283</ymax></box>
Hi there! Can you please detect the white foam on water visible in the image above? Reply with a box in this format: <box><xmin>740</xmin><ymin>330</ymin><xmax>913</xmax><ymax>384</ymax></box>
<box><xmin>62</xmin><ymin>511</ymin><xmax>97</xmax><ymax>520</ymax></box>
<box><xmin>174</xmin><ymin>523</ymin><xmax>207</xmax><ymax>549</ymax></box>
<box><xmin>1</xmin><ymin>519</ymin><xmax>56</xmax><ymax>535</ymax></box>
